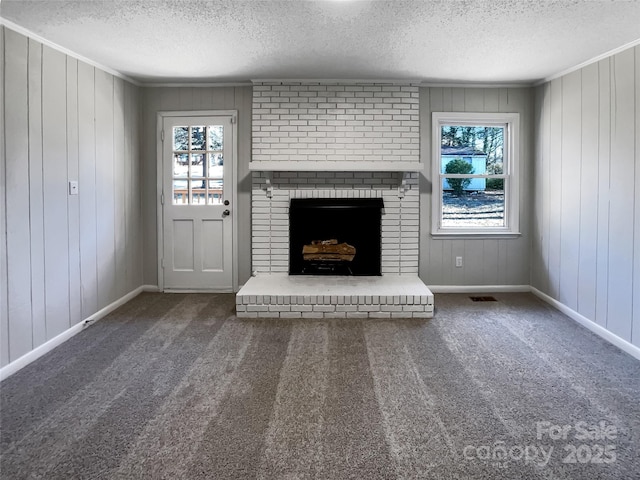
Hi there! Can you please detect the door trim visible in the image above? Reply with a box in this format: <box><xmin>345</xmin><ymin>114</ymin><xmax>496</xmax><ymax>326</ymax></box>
<box><xmin>156</xmin><ymin>110</ymin><xmax>239</xmax><ymax>292</ymax></box>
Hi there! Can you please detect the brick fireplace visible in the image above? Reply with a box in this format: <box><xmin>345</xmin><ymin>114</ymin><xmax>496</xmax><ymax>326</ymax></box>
<box><xmin>235</xmin><ymin>82</ymin><xmax>434</xmax><ymax>318</ymax></box>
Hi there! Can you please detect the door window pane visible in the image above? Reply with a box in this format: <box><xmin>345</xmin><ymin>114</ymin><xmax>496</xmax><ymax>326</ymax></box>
<box><xmin>191</xmin><ymin>153</ymin><xmax>206</xmax><ymax>178</ymax></box>
<box><xmin>191</xmin><ymin>126</ymin><xmax>206</xmax><ymax>150</ymax></box>
<box><xmin>173</xmin><ymin>179</ymin><xmax>189</xmax><ymax>204</ymax></box>
<box><xmin>208</xmin><ymin>125</ymin><xmax>223</xmax><ymax>150</ymax></box>
<box><xmin>173</xmin><ymin>154</ymin><xmax>188</xmax><ymax>176</ymax></box>
<box><xmin>173</xmin><ymin>127</ymin><xmax>188</xmax><ymax>151</ymax></box>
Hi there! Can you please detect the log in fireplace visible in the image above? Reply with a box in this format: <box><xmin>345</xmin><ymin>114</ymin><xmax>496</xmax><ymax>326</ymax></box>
<box><xmin>289</xmin><ymin>198</ymin><xmax>383</xmax><ymax>275</ymax></box>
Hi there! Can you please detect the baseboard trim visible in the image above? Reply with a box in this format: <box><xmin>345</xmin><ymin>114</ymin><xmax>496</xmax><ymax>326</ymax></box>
<box><xmin>531</xmin><ymin>287</ymin><xmax>640</xmax><ymax>362</ymax></box>
<box><xmin>428</xmin><ymin>285</ymin><xmax>531</xmax><ymax>294</ymax></box>
<box><xmin>0</xmin><ymin>285</ymin><xmax>155</xmax><ymax>381</ymax></box>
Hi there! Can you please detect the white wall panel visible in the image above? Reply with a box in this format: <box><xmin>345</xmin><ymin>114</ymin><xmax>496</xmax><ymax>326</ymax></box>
<box><xmin>4</xmin><ymin>29</ymin><xmax>32</xmax><ymax>358</ymax></box>
<box><xmin>114</xmin><ymin>78</ymin><xmax>127</xmax><ymax>299</ymax></box>
<box><xmin>559</xmin><ymin>71</ymin><xmax>581</xmax><ymax>310</ymax></box>
<box><xmin>42</xmin><ymin>45</ymin><xmax>70</xmax><ymax>339</ymax></box>
<box><xmin>78</xmin><ymin>62</ymin><xmax>98</xmax><ymax>319</ymax></box>
<box><xmin>28</xmin><ymin>38</ymin><xmax>46</xmax><ymax>346</ymax></box>
<box><xmin>0</xmin><ymin>26</ymin><xmax>9</xmax><ymax>366</ymax></box>
<box><xmin>577</xmin><ymin>63</ymin><xmax>599</xmax><ymax>321</ymax></box>
<box><xmin>66</xmin><ymin>57</ymin><xmax>82</xmax><ymax>326</ymax></box>
<box><xmin>595</xmin><ymin>59</ymin><xmax>612</xmax><ymax>327</ymax></box>
<box><xmin>606</xmin><ymin>49</ymin><xmax>635</xmax><ymax>340</ymax></box>
<box><xmin>634</xmin><ymin>46</ymin><xmax>640</xmax><ymax>348</ymax></box>
<box><xmin>95</xmin><ymin>69</ymin><xmax>116</xmax><ymax>310</ymax></box>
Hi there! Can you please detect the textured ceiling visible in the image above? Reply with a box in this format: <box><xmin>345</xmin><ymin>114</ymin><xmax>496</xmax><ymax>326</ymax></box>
<box><xmin>2</xmin><ymin>0</ymin><xmax>640</xmax><ymax>84</ymax></box>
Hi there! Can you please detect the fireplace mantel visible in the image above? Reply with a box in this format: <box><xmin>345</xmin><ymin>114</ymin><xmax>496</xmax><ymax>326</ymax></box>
<box><xmin>248</xmin><ymin>160</ymin><xmax>424</xmax><ymax>172</ymax></box>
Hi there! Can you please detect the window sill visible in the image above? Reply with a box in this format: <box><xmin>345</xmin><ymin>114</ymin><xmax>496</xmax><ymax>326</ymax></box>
<box><xmin>431</xmin><ymin>231</ymin><xmax>521</xmax><ymax>240</ymax></box>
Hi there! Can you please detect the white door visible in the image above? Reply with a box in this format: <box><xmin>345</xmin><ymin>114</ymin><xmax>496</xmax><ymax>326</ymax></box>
<box><xmin>160</xmin><ymin>114</ymin><xmax>235</xmax><ymax>291</ymax></box>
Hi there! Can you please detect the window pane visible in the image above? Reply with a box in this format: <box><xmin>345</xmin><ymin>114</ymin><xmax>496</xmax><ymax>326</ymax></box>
<box><xmin>208</xmin><ymin>153</ymin><xmax>224</xmax><ymax>175</ymax></box>
<box><xmin>442</xmin><ymin>186</ymin><xmax>505</xmax><ymax>228</ymax></box>
<box><xmin>440</xmin><ymin>126</ymin><xmax>504</xmax><ymax>175</ymax></box>
<box><xmin>173</xmin><ymin>179</ymin><xmax>189</xmax><ymax>205</ymax></box>
<box><xmin>191</xmin><ymin>183</ymin><xmax>207</xmax><ymax>205</ymax></box>
<box><xmin>173</xmin><ymin>127</ymin><xmax>188</xmax><ymax>151</ymax></box>
<box><xmin>208</xmin><ymin>125</ymin><xmax>223</xmax><ymax>150</ymax></box>
<box><xmin>191</xmin><ymin>126</ymin><xmax>206</xmax><ymax>150</ymax></box>
<box><xmin>173</xmin><ymin>154</ymin><xmax>188</xmax><ymax>177</ymax></box>
<box><xmin>190</xmin><ymin>153</ymin><xmax>206</xmax><ymax>178</ymax></box>
<box><xmin>207</xmin><ymin>179</ymin><xmax>224</xmax><ymax>205</ymax></box>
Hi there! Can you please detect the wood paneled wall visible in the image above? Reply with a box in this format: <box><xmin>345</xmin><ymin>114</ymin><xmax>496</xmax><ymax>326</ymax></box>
<box><xmin>532</xmin><ymin>45</ymin><xmax>640</xmax><ymax>348</ymax></box>
<box><xmin>140</xmin><ymin>86</ymin><xmax>253</xmax><ymax>287</ymax></box>
<box><xmin>0</xmin><ymin>26</ymin><xmax>143</xmax><ymax>366</ymax></box>
<box><xmin>419</xmin><ymin>87</ymin><xmax>533</xmax><ymax>286</ymax></box>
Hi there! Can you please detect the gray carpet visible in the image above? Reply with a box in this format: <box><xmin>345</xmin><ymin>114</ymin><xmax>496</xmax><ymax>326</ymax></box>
<box><xmin>1</xmin><ymin>292</ymin><xmax>639</xmax><ymax>479</ymax></box>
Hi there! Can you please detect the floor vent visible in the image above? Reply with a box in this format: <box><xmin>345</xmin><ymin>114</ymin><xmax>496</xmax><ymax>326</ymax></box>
<box><xmin>470</xmin><ymin>296</ymin><xmax>497</xmax><ymax>302</ymax></box>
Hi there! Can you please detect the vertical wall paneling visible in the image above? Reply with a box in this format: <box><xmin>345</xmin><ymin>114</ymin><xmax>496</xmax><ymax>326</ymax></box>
<box><xmin>42</xmin><ymin>45</ymin><xmax>71</xmax><ymax>338</ymax></box>
<box><xmin>1</xmin><ymin>27</ymin><xmax>143</xmax><ymax>367</ymax></box>
<box><xmin>577</xmin><ymin>63</ymin><xmax>599</xmax><ymax>320</ymax></box>
<box><xmin>124</xmin><ymin>82</ymin><xmax>137</xmax><ymax>292</ymax></box>
<box><xmin>595</xmin><ymin>58</ymin><xmax>612</xmax><ymax>327</ymax></box>
<box><xmin>419</xmin><ymin>86</ymin><xmax>532</xmax><ymax>287</ymax></box>
<box><xmin>634</xmin><ymin>45</ymin><xmax>640</xmax><ymax>348</ymax></box>
<box><xmin>66</xmin><ymin>57</ymin><xmax>82</xmax><ymax>326</ymax></box>
<box><xmin>4</xmin><ymin>30</ymin><xmax>33</xmax><ymax>357</ymax></box>
<box><xmin>559</xmin><ymin>71</ymin><xmax>581</xmax><ymax>310</ymax></box>
<box><xmin>606</xmin><ymin>49</ymin><xmax>635</xmax><ymax>339</ymax></box>
<box><xmin>547</xmin><ymin>79</ymin><xmax>563</xmax><ymax>298</ymax></box>
<box><xmin>95</xmin><ymin>70</ymin><xmax>116</xmax><ymax>309</ymax></box>
<box><xmin>114</xmin><ymin>78</ymin><xmax>127</xmax><ymax>299</ymax></box>
<box><xmin>424</xmin><ymin>88</ymin><xmax>443</xmax><ymax>282</ymax></box>
<box><xmin>533</xmin><ymin>44</ymin><xmax>638</xmax><ymax>347</ymax></box>
<box><xmin>78</xmin><ymin>63</ymin><xmax>98</xmax><ymax>318</ymax></box>
<box><xmin>0</xmin><ymin>26</ymin><xmax>9</xmax><ymax>366</ymax></box>
<box><xmin>28</xmin><ymin>38</ymin><xmax>46</xmax><ymax>346</ymax></box>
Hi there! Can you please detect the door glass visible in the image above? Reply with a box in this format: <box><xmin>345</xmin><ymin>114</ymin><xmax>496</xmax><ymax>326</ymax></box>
<box><xmin>172</xmin><ymin>124</ymin><xmax>224</xmax><ymax>205</ymax></box>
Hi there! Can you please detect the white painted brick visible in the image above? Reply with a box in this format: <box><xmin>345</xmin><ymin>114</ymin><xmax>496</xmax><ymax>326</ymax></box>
<box><xmin>313</xmin><ymin>305</ymin><xmax>336</xmax><ymax>312</ymax></box>
<box><xmin>302</xmin><ymin>312</ymin><xmax>324</xmax><ymax>319</ymax></box>
<box><xmin>346</xmin><ymin>312</ymin><xmax>369</xmax><ymax>319</ymax></box>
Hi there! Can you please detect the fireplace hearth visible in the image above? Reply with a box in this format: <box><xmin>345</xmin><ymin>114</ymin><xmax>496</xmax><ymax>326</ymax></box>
<box><xmin>289</xmin><ymin>198</ymin><xmax>384</xmax><ymax>276</ymax></box>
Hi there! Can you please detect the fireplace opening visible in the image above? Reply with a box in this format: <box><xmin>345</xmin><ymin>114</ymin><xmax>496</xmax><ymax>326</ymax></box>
<box><xmin>289</xmin><ymin>198</ymin><xmax>383</xmax><ymax>276</ymax></box>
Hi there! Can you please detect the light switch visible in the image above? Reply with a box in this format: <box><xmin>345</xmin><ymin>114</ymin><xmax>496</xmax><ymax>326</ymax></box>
<box><xmin>69</xmin><ymin>181</ymin><xmax>79</xmax><ymax>195</ymax></box>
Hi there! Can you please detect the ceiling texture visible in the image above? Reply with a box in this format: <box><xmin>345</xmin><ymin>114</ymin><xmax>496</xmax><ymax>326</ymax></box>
<box><xmin>2</xmin><ymin>0</ymin><xmax>640</xmax><ymax>85</ymax></box>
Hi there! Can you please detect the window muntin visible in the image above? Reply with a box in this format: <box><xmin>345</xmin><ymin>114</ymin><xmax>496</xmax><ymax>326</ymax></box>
<box><xmin>432</xmin><ymin>113</ymin><xmax>519</xmax><ymax>236</ymax></box>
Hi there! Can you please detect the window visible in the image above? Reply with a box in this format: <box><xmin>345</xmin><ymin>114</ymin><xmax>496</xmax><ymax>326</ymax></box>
<box><xmin>431</xmin><ymin>112</ymin><xmax>520</xmax><ymax>237</ymax></box>
<box><xmin>172</xmin><ymin>125</ymin><xmax>224</xmax><ymax>205</ymax></box>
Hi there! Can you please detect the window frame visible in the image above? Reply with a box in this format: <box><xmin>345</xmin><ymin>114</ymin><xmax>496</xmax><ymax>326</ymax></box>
<box><xmin>431</xmin><ymin>112</ymin><xmax>521</xmax><ymax>238</ymax></box>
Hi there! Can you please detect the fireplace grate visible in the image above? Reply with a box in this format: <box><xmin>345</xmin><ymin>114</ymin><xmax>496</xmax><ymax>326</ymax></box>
<box><xmin>469</xmin><ymin>296</ymin><xmax>498</xmax><ymax>302</ymax></box>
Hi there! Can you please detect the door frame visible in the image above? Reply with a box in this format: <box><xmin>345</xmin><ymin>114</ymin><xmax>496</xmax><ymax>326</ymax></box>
<box><xmin>156</xmin><ymin>110</ymin><xmax>239</xmax><ymax>293</ymax></box>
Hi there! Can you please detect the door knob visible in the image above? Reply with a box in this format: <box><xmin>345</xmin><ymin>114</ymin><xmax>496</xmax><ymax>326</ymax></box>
<box><xmin>222</xmin><ymin>209</ymin><xmax>230</xmax><ymax>217</ymax></box>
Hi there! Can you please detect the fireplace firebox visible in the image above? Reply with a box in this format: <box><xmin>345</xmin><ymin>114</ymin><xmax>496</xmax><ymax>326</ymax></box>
<box><xmin>289</xmin><ymin>198</ymin><xmax>383</xmax><ymax>275</ymax></box>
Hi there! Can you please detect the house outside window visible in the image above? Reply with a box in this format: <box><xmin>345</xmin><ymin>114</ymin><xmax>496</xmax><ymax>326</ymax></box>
<box><xmin>431</xmin><ymin>112</ymin><xmax>520</xmax><ymax>237</ymax></box>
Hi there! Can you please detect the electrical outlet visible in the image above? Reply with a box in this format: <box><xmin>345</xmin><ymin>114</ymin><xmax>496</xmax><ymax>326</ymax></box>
<box><xmin>69</xmin><ymin>181</ymin><xmax>79</xmax><ymax>195</ymax></box>
<box><xmin>455</xmin><ymin>256</ymin><xmax>463</xmax><ymax>268</ymax></box>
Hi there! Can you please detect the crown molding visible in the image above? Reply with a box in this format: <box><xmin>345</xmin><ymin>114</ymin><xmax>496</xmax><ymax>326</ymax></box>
<box><xmin>420</xmin><ymin>82</ymin><xmax>534</xmax><ymax>88</ymax></box>
<box><xmin>251</xmin><ymin>78</ymin><xmax>421</xmax><ymax>85</ymax></box>
<box><xmin>536</xmin><ymin>36</ymin><xmax>640</xmax><ymax>86</ymax></box>
<box><xmin>143</xmin><ymin>81</ymin><xmax>253</xmax><ymax>88</ymax></box>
